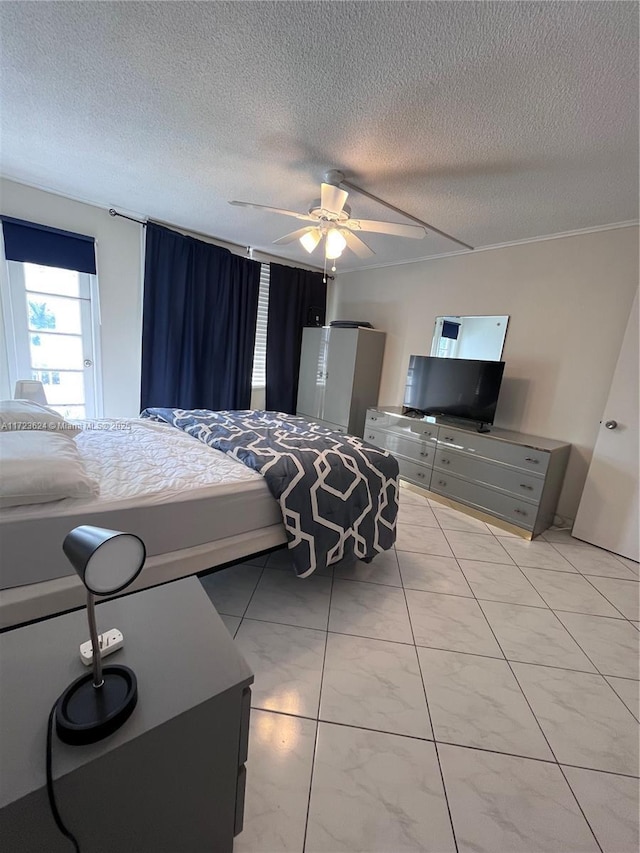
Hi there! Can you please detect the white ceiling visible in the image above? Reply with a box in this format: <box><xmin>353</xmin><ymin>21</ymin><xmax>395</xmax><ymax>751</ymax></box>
<box><xmin>1</xmin><ymin>1</ymin><xmax>638</xmax><ymax>272</ymax></box>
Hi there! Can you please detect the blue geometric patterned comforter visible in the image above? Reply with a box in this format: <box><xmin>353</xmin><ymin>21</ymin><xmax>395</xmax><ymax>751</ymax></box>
<box><xmin>140</xmin><ymin>408</ymin><xmax>398</xmax><ymax>577</ymax></box>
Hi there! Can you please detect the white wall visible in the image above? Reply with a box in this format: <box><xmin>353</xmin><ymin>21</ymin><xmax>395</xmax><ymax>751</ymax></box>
<box><xmin>0</xmin><ymin>179</ymin><xmax>143</xmax><ymax>416</ymax></box>
<box><xmin>328</xmin><ymin>226</ymin><xmax>639</xmax><ymax>520</ymax></box>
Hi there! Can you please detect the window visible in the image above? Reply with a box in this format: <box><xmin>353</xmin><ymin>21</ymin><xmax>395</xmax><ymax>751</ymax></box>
<box><xmin>1</xmin><ymin>218</ymin><xmax>102</xmax><ymax>418</ymax></box>
<box><xmin>251</xmin><ymin>263</ymin><xmax>270</xmax><ymax>388</ymax></box>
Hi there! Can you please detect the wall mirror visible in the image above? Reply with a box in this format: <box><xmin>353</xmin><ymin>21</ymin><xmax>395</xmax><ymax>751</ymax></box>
<box><xmin>430</xmin><ymin>315</ymin><xmax>509</xmax><ymax>361</ymax></box>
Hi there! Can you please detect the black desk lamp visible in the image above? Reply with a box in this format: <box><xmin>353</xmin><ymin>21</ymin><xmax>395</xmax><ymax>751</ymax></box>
<box><xmin>55</xmin><ymin>526</ymin><xmax>146</xmax><ymax>745</ymax></box>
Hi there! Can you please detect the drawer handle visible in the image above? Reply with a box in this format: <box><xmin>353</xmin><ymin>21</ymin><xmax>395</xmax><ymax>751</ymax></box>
<box><xmin>438</xmin><ymin>479</ymin><xmax>447</xmax><ymax>486</ymax></box>
<box><xmin>519</xmin><ymin>484</ymin><xmax>533</xmax><ymax>490</ymax></box>
<box><xmin>371</xmin><ymin>417</ymin><xmax>378</xmax><ymax>422</ymax></box>
<box><xmin>368</xmin><ymin>434</ymin><xmax>375</xmax><ymax>440</ymax></box>
<box><xmin>443</xmin><ymin>436</ymin><xmax>454</xmax><ymax>441</ymax></box>
<box><xmin>420</xmin><ymin>451</ymin><xmax>428</xmax><ymax>457</ymax></box>
<box><xmin>513</xmin><ymin>508</ymin><xmax>528</xmax><ymax>516</ymax></box>
<box><xmin>525</xmin><ymin>457</ymin><xmax>539</xmax><ymax>464</ymax></box>
<box><xmin>441</xmin><ymin>458</ymin><xmax>450</xmax><ymax>465</ymax></box>
<box><xmin>417</xmin><ymin>472</ymin><xmax>425</xmax><ymax>478</ymax></box>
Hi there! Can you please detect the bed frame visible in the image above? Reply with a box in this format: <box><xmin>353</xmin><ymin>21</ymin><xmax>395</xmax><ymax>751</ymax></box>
<box><xmin>0</xmin><ymin>523</ymin><xmax>287</xmax><ymax>630</ymax></box>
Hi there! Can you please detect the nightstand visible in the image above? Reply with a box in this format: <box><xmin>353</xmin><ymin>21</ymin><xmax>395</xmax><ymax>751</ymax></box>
<box><xmin>0</xmin><ymin>576</ymin><xmax>253</xmax><ymax>852</ymax></box>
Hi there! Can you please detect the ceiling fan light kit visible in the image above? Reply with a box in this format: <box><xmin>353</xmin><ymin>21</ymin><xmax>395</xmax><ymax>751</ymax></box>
<box><xmin>229</xmin><ymin>168</ymin><xmax>473</xmax><ymax>275</ymax></box>
<box><xmin>299</xmin><ymin>229</ymin><xmax>322</xmax><ymax>253</ymax></box>
<box><xmin>325</xmin><ymin>227</ymin><xmax>347</xmax><ymax>259</ymax></box>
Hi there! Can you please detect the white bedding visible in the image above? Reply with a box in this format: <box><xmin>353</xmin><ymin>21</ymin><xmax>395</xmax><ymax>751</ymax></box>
<box><xmin>1</xmin><ymin>417</ymin><xmax>264</xmax><ymax>520</ymax></box>
<box><xmin>1</xmin><ymin>417</ymin><xmax>286</xmax><ymax>627</ymax></box>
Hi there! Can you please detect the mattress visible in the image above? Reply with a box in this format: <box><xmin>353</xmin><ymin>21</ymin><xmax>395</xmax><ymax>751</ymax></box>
<box><xmin>0</xmin><ymin>418</ymin><xmax>283</xmax><ymax>592</ymax></box>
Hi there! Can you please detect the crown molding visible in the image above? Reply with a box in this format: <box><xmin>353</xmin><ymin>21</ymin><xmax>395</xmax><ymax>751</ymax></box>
<box><xmin>0</xmin><ymin>172</ymin><xmax>148</xmax><ymax>219</ymax></box>
<box><xmin>334</xmin><ymin>220</ymin><xmax>640</xmax><ymax>275</ymax></box>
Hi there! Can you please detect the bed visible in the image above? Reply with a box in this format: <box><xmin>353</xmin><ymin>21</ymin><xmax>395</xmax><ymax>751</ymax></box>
<box><xmin>0</xmin><ymin>409</ymin><xmax>398</xmax><ymax>629</ymax></box>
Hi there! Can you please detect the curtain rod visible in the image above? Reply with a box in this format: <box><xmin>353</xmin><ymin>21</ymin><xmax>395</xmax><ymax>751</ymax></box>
<box><xmin>107</xmin><ymin>208</ymin><xmax>331</xmax><ymax>276</ymax></box>
<box><xmin>108</xmin><ymin>208</ymin><xmax>145</xmax><ymax>226</ymax></box>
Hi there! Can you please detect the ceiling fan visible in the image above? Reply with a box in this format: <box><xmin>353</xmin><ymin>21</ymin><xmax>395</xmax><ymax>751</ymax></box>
<box><xmin>229</xmin><ymin>170</ymin><xmax>428</xmax><ymax>267</ymax></box>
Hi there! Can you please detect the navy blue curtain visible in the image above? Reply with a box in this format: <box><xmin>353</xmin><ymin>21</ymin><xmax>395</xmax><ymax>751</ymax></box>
<box><xmin>141</xmin><ymin>223</ymin><xmax>261</xmax><ymax>411</ymax></box>
<box><xmin>265</xmin><ymin>263</ymin><xmax>326</xmax><ymax>414</ymax></box>
<box><xmin>1</xmin><ymin>216</ymin><xmax>96</xmax><ymax>273</ymax></box>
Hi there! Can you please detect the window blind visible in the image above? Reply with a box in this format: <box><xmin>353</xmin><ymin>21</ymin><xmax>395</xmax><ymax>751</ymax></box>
<box><xmin>1</xmin><ymin>216</ymin><xmax>96</xmax><ymax>274</ymax></box>
<box><xmin>251</xmin><ymin>264</ymin><xmax>270</xmax><ymax>387</ymax></box>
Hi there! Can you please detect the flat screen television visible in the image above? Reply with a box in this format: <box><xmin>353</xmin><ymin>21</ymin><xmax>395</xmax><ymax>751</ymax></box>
<box><xmin>403</xmin><ymin>356</ymin><xmax>505</xmax><ymax>428</ymax></box>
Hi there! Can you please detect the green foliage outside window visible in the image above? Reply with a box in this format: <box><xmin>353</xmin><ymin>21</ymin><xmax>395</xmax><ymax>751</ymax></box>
<box><xmin>29</xmin><ymin>300</ymin><xmax>56</xmax><ymax>346</ymax></box>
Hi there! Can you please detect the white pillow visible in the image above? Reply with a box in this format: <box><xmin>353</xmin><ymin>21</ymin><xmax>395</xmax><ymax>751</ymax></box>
<box><xmin>0</xmin><ymin>399</ymin><xmax>80</xmax><ymax>437</ymax></box>
<box><xmin>0</xmin><ymin>430</ymin><xmax>99</xmax><ymax>508</ymax></box>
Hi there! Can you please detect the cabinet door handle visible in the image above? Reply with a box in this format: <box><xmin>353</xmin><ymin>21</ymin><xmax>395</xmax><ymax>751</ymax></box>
<box><xmin>519</xmin><ymin>484</ymin><xmax>533</xmax><ymax>490</ymax></box>
<box><xmin>525</xmin><ymin>457</ymin><xmax>539</xmax><ymax>464</ymax></box>
<box><xmin>513</xmin><ymin>508</ymin><xmax>528</xmax><ymax>516</ymax></box>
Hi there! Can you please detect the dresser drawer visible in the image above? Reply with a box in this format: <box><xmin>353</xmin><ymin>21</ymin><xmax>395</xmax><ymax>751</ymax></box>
<box><xmin>397</xmin><ymin>456</ymin><xmax>432</xmax><ymax>488</ymax></box>
<box><xmin>366</xmin><ymin>410</ymin><xmax>437</xmax><ymax>443</ymax></box>
<box><xmin>430</xmin><ymin>471</ymin><xmax>536</xmax><ymax>530</ymax></box>
<box><xmin>433</xmin><ymin>448</ymin><xmax>544</xmax><ymax>502</ymax></box>
<box><xmin>437</xmin><ymin>427</ymin><xmax>550</xmax><ymax>475</ymax></box>
<box><xmin>365</xmin><ymin>409</ymin><xmax>388</xmax><ymax>428</ymax></box>
<box><xmin>364</xmin><ymin>427</ymin><xmax>433</xmax><ymax>464</ymax></box>
<box><xmin>363</xmin><ymin>426</ymin><xmax>388</xmax><ymax>448</ymax></box>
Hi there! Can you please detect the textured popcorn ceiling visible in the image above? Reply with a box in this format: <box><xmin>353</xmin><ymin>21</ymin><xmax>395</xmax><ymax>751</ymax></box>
<box><xmin>0</xmin><ymin>1</ymin><xmax>637</xmax><ymax>270</ymax></box>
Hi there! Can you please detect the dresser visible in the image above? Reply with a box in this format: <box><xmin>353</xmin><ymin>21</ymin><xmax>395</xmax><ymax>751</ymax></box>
<box><xmin>297</xmin><ymin>326</ymin><xmax>385</xmax><ymax>437</ymax></box>
<box><xmin>365</xmin><ymin>406</ymin><xmax>570</xmax><ymax>537</ymax></box>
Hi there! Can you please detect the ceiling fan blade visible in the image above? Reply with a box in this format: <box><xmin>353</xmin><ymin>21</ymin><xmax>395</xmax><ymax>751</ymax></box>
<box><xmin>345</xmin><ymin>218</ymin><xmax>427</xmax><ymax>239</ymax></box>
<box><xmin>320</xmin><ymin>183</ymin><xmax>349</xmax><ymax>213</ymax></box>
<box><xmin>273</xmin><ymin>227</ymin><xmax>318</xmax><ymax>246</ymax></box>
<box><xmin>229</xmin><ymin>200</ymin><xmax>314</xmax><ymax>221</ymax></box>
<box><xmin>341</xmin><ymin>229</ymin><xmax>375</xmax><ymax>258</ymax></box>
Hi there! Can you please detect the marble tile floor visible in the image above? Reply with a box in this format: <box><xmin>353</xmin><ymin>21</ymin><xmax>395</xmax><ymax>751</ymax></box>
<box><xmin>200</xmin><ymin>487</ymin><xmax>639</xmax><ymax>853</ymax></box>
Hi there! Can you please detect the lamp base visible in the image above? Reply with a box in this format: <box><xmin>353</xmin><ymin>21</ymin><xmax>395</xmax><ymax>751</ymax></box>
<box><xmin>55</xmin><ymin>665</ymin><xmax>137</xmax><ymax>745</ymax></box>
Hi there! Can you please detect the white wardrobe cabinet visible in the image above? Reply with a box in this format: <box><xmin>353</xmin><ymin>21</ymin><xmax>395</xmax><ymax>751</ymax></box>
<box><xmin>296</xmin><ymin>326</ymin><xmax>386</xmax><ymax>437</ymax></box>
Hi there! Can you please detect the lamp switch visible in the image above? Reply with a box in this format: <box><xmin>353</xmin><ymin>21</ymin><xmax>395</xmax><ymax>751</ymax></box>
<box><xmin>79</xmin><ymin>629</ymin><xmax>124</xmax><ymax>665</ymax></box>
